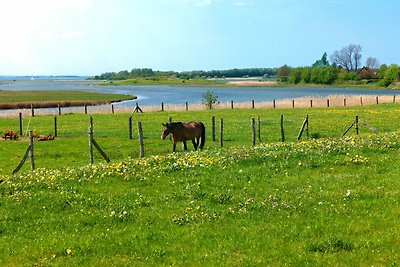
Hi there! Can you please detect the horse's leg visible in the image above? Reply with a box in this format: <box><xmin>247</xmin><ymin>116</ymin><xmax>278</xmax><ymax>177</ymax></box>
<box><xmin>183</xmin><ymin>141</ymin><xmax>187</xmax><ymax>151</ymax></box>
<box><xmin>192</xmin><ymin>139</ymin><xmax>197</xmax><ymax>150</ymax></box>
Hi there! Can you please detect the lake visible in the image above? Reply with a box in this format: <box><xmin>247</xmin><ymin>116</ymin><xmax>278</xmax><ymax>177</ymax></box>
<box><xmin>1</xmin><ymin>79</ymin><xmax>400</xmax><ymax>108</ymax></box>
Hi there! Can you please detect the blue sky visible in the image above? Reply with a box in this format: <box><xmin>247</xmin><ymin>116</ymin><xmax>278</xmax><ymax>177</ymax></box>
<box><xmin>1</xmin><ymin>0</ymin><xmax>399</xmax><ymax>75</ymax></box>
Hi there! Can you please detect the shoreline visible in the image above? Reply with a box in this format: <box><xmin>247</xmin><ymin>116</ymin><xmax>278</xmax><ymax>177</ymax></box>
<box><xmin>0</xmin><ymin>94</ymin><xmax>397</xmax><ymax>118</ymax></box>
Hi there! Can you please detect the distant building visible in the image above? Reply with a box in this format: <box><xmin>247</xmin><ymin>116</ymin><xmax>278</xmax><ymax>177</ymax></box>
<box><xmin>358</xmin><ymin>67</ymin><xmax>377</xmax><ymax>80</ymax></box>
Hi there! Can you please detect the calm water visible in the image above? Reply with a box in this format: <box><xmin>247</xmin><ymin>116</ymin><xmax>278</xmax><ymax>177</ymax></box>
<box><xmin>1</xmin><ymin>79</ymin><xmax>400</xmax><ymax>107</ymax></box>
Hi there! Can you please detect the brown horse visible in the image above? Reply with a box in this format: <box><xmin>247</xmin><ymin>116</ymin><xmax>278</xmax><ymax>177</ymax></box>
<box><xmin>161</xmin><ymin>122</ymin><xmax>205</xmax><ymax>152</ymax></box>
<box><xmin>3</xmin><ymin>130</ymin><xmax>18</xmax><ymax>140</ymax></box>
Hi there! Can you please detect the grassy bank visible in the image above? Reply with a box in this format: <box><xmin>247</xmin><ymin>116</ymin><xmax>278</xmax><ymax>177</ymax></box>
<box><xmin>0</xmin><ymin>90</ymin><xmax>136</xmax><ymax>109</ymax></box>
<box><xmin>1</xmin><ymin>104</ymin><xmax>400</xmax><ymax>265</ymax></box>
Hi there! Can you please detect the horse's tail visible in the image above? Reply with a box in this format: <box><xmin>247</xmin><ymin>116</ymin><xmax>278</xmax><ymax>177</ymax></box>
<box><xmin>199</xmin><ymin>122</ymin><xmax>205</xmax><ymax>149</ymax></box>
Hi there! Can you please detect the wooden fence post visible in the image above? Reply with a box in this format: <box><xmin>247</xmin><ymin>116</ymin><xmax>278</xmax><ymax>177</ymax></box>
<box><xmin>161</xmin><ymin>102</ymin><xmax>164</xmax><ymax>111</ymax></box>
<box><xmin>393</xmin><ymin>95</ymin><xmax>396</xmax><ymax>103</ymax></box>
<box><xmin>54</xmin><ymin>116</ymin><xmax>57</xmax><ymax>137</ymax></box>
<box><xmin>211</xmin><ymin>116</ymin><xmax>215</xmax><ymax>142</ymax></box>
<box><xmin>273</xmin><ymin>100</ymin><xmax>276</xmax><ymax>109</ymax></box>
<box><xmin>257</xmin><ymin>115</ymin><xmax>261</xmax><ymax>142</ymax></box>
<box><xmin>252</xmin><ymin>100</ymin><xmax>255</xmax><ymax>109</ymax></box>
<box><xmin>137</xmin><ymin>121</ymin><xmax>144</xmax><ymax>158</ymax></box>
<box><xmin>327</xmin><ymin>99</ymin><xmax>330</xmax><ymax>107</ymax></box>
<box><xmin>355</xmin><ymin>115</ymin><xmax>359</xmax><ymax>135</ymax></box>
<box><xmin>251</xmin><ymin>117</ymin><xmax>256</xmax><ymax>145</ymax></box>
<box><xmin>310</xmin><ymin>99</ymin><xmax>313</xmax><ymax>108</ymax></box>
<box><xmin>219</xmin><ymin>118</ymin><xmax>224</xmax><ymax>147</ymax></box>
<box><xmin>19</xmin><ymin>112</ymin><xmax>23</xmax><ymax>135</ymax></box>
<box><xmin>84</xmin><ymin>103</ymin><xmax>88</xmax><ymax>114</ymax></box>
<box><xmin>344</xmin><ymin>98</ymin><xmax>347</xmax><ymax>107</ymax></box>
<box><xmin>185</xmin><ymin>102</ymin><xmax>188</xmax><ymax>111</ymax></box>
<box><xmin>89</xmin><ymin>117</ymin><xmax>94</xmax><ymax>165</ymax></box>
<box><xmin>280</xmin><ymin>115</ymin><xmax>284</xmax><ymax>142</ymax></box>
<box><xmin>376</xmin><ymin>96</ymin><xmax>379</xmax><ymax>104</ymax></box>
<box><xmin>111</xmin><ymin>104</ymin><xmax>114</xmax><ymax>114</ymax></box>
<box><xmin>360</xmin><ymin>96</ymin><xmax>363</xmax><ymax>106</ymax></box>
<box><xmin>128</xmin><ymin>116</ymin><xmax>133</xmax><ymax>140</ymax></box>
<box><xmin>231</xmin><ymin>101</ymin><xmax>234</xmax><ymax>109</ymax></box>
<box><xmin>29</xmin><ymin>131</ymin><xmax>35</xmax><ymax>171</ymax></box>
<box><xmin>31</xmin><ymin>104</ymin><xmax>34</xmax><ymax>117</ymax></box>
<box><xmin>58</xmin><ymin>104</ymin><xmax>61</xmax><ymax>115</ymax></box>
<box><xmin>292</xmin><ymin>99</ymin><xmax>295</xmax><ymax>108</ymax></box>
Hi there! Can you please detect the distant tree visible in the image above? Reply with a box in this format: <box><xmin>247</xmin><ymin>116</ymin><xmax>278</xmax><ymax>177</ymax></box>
<box><xmin>312</xmin><ymin>52</ymin><xmax>330</xmax><ymax>67</ymax></box>
<box><xmin>288</xmin><ymin>68</ymin><xmax>302</xmax><ymax>84</ymax></box>
<box><xmin>330</xmin><ymin>44</ymin><xmax>362</xmax><ymax>72</ymax></box>
<box><xmin>380</xmin><ymin>64</ymin><xmax>400</xmax><ymax>87</ymax></box>
<box><xmin>202</xmin><ymin>90</ymin><xmax>218</xmax><ymax>109</ymax></box>
<box><xmin>277</xmin><ymin>65</ymin><xmax>291</xmax><ymax>82</ymax></box>
<box><xmin>365</xmin><ymin>57</ymin><xmax>380</xmax><ymax>69</ymax></box>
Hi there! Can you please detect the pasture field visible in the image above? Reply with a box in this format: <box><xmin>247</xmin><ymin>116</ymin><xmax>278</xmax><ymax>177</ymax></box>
<box><xmin>1</xmin><ymin>104</ymin><xmax>400</xmax><ymax>265</ymax></box>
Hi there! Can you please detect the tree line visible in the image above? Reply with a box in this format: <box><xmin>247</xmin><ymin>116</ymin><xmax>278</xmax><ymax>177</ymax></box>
<box><xmin>278</xmin><ymin>44</ymin><xmax>400</xmax><ymax>87</ymax></box>
<box><xmin>92</xmin><ymin>68</ymin><xmax>277</xmax><ymax>80</ymax></box>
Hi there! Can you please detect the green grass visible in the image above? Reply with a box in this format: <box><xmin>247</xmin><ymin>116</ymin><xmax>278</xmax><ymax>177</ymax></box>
<box><xmin>1</xmin><ymin>104</ymin><xmax>400</xmax><ymax>265</ymax></box>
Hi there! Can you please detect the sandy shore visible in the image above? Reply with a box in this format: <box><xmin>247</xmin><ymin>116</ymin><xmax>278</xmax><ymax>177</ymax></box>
<box><xmin>226</xmin><ymin>81</ymin><xmax>278</xmax><ymax>86</ymax></box>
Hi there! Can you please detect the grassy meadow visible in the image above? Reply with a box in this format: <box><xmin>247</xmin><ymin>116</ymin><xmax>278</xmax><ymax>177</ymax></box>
<box><xmin>1</xmin><ymin>103</ymin><xmax>400</xmax><ymax>265</ymax></box>
<box><xmin>0</xmin><ymin>90</ymin><xmax>135</xmax><ymax>109</ymax></box>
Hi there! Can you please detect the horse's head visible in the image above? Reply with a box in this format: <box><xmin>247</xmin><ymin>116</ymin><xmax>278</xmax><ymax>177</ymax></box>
<box><xmin>161</xmin><ymin>123</ymin><xmax>170</xmax><ymax>140</ymax></box>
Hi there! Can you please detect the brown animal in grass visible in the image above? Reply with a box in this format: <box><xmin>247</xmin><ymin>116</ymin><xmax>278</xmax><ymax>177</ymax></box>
<box><xmin>3</xmin><ymin>130</ymin><xmax>18</xmax><ymax>140</ymax></box>
<box><xmin>37</xmin><ymin>135</ymin><xmax>55</xmax><ymax>141</ymax></box>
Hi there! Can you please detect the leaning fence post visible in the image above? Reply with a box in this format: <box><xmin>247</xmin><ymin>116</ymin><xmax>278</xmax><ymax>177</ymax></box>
<box><xmin>251</xmin><ymin>117</ymin><xmax>256</xmax><ymax>145</ymax></box>
<box><xmin>219</xmin><ymin>118</ymin><xmax>224</xmax><ymax>147</ymax></box>
<box><xmin>137</xmin><ymin>121</ymin><xmax>144</xmax><ymax>158</ymax></box>
<box><xmin>128</xmin><ymin>116</ymin><xmax>133</xmax><ymax>140</ymax></box>
<box><xmin>29</xmin><ymin>131</ymin><xmax>35</xmax><ymax>171</ymax></box>
<box><xmin>84</xmin><ymin>103</ymin><xmax>88</xmax><ymax>114</ymax></box>
<box><xmin>355</xmin><ymin>115</ymin><xmax>359</xmax><ymax>135</ymax></box>
<box><xmin>211</xmin><ymin>116</ymin><xmax>215</xmax><ymax>142</ymax></box>
<box><xmin>111</xmin><ymin>104</ymin><xmax>115</xmax><ymax>114</ymax></box>
<box><xmin>19</xmin><ymin>112</ymin><xmax>23</xmax><ymax>135</ymax></box>
<box><xmin>89</xmin><ymin>117</ymin><xmax>94</xmax><ymax>165</ymax></box>
<box><xmin>280</xmin><ymin>115</ymin><xmax>285</xmax><ymax>142</ymax></box>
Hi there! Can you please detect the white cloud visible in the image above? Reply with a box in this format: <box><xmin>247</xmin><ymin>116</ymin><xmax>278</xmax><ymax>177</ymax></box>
<box><xmin>61</xmin><ymin>30</ymin><xmax>87</xmax><ymax>40</ymax></box>
<box><xmin>164</xmin><ymin>0</ymin><xmax>213</xmax><ymax>6</ymax></box>
<box><xmin>232</xmin><ymin>1</ymin><xmax>246</xmax><ymax>6</ymax></box>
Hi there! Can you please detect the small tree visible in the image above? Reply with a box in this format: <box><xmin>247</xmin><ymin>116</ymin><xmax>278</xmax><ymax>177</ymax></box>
<box><xmin>202</xmin><ymin>90</ymin><xmax>218</xmax><ymax>109</ymax></box>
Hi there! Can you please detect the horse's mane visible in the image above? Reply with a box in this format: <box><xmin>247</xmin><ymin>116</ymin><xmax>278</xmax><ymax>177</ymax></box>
<box><xmin>167</xmin><ymin>122</ymin><xmax>183</xmax><ymax>127</ymax></box>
